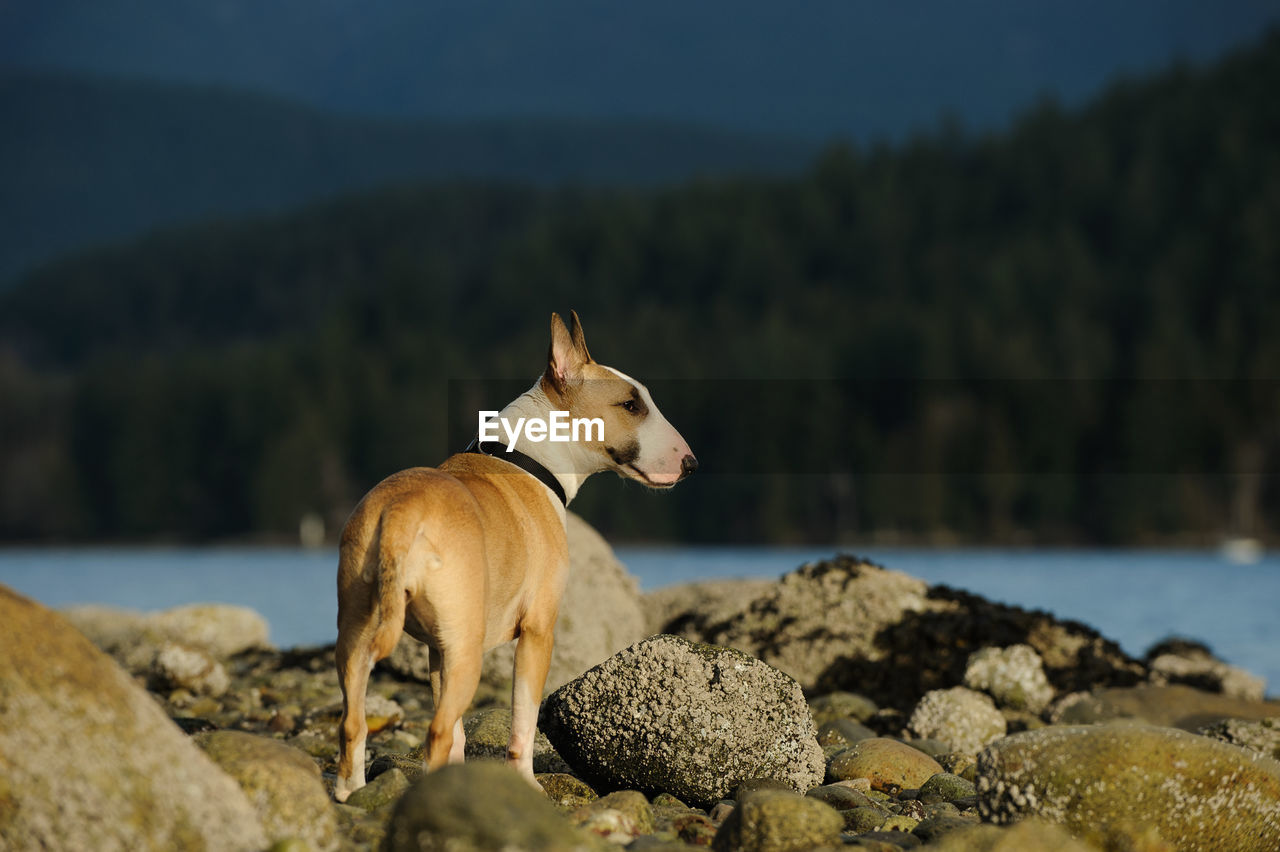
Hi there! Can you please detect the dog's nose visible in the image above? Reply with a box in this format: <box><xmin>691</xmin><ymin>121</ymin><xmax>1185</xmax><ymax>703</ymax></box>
<box><xmin>680</xmin><ymin>454</ymin><xmax>699</xmax><ymax>477</ymax></box>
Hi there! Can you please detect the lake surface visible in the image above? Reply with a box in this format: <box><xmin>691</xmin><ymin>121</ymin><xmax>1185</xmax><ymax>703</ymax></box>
<box><xmin>1</xmin><ymin>545</ymin><xmax>1275</xmax><ymax>693</ymax></box>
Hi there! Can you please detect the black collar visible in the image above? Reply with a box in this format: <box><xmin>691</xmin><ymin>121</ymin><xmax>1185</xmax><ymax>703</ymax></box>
<box><xmin>464</xmin><ymin>438</ymin><xmax>568</xmax><ymax>506</ymax></box>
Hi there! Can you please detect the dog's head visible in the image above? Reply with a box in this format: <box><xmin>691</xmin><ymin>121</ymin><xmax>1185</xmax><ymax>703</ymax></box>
<box><xmin>542</xmin><ymin>311</ymin><xmax>697</xmax><ymax>487</ymax></box>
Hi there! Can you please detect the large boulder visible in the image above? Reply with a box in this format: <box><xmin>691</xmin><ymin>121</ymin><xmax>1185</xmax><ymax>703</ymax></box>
<box><xmin>653</xmin><ymin>554</ymin><xmax>1147</xmax><ymax>711</ymax></box>
<box><xmin>540</xmin><ymin>634</ymin><xmax>825</xmax><ymax>808</ymax></box>
<box><xmin>0</xmin><ymin>585</ymin><xmax>267</xmax><ymax>851</ymax></box>
<box><xmin>976</xmin><ymin>723</ymin><xmax>1280</xmax><ymax>850</ymax></box>
<box><xmin>1049</xmin><ymin>684</ymin><xmax>1280</xmax><ymax>731</ymax></box>
<box><xmin>1144</xmin><ymin>637</ymin><xmax>1267</xmax><ymax>701</ymax></box>
<box><xmin>385</xmin><ymin>511</ymin><xmax>647</xmax><ymax>695</ymax></box>
<box><xmin>383</xmin><ymin>762</ymin><xmax>600</xmax><ymax>852</ymax></box>
<box><xmin>196</xmin><ymin>731</ymin><xmax>338</xmax><ymax>852</ymax></box>
<box><xmin>61</xmin><ymin>601</ymin><xmax>272</xmax><ymax>672</ymax></box>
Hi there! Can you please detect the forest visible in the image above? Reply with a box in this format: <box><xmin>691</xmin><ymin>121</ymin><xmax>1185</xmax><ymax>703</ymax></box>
<box><xmin>1</xmin><ymin>30</ymin><xmax>1277</xmax><ymax>546</ymax></box>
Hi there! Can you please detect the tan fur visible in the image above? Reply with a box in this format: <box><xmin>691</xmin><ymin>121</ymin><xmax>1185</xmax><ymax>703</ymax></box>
<box><xmin>333</xmin><ymin>311</ymin><xmax>695</xmax><ymax>801</ymax></box>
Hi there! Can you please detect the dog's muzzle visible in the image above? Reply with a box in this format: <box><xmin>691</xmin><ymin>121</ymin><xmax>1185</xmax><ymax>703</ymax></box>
<box><xmin>680</xmin><ymin>454</ymin><xmax>699</xmax><ymax>479</ymax></box>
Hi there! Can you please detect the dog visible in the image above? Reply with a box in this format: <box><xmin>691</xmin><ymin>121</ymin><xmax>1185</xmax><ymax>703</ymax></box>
<box><xmin>334</xmin><ymin>311</ymin><xmax>696</xmax><ymax>801</ymax></box>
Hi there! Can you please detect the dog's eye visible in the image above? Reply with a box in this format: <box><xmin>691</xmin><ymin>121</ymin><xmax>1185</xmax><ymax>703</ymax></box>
<box><xmin>619</xmin><ymin>400</ymin><xmax>638</xmax><ymax>413</ymax></box>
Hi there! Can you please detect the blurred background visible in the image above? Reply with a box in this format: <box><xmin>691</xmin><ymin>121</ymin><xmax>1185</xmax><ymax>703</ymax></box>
<box><xmin>3</xmin><ymin>1</ymin><xmax>1279</xmax><ymax>550</ymax></box>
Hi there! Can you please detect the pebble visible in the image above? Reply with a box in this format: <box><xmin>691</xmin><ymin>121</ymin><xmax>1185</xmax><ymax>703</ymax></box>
<box><xmin>826</xmin><ymin>738</ymin><xmax>944</xmax><ymax>791</ymax></box>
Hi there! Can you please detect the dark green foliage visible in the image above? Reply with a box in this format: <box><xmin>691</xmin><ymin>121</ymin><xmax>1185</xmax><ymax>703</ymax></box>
<box><xmin>1</xmin><ymin>33</ymin><xmax>1278</xmax><ymax>544</ymax></box>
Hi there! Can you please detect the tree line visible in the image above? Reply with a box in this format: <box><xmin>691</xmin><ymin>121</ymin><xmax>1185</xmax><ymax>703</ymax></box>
<box><xmin>1</xmin><ymin>31</ymin><xmax>1277</xmax><ymax>545</ymax></box>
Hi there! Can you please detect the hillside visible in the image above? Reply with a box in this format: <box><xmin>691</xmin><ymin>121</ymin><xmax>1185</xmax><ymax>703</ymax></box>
<box><xmin>0</xmin><ymin>73</ymin><xmax>813</xmax><ymax>284</ymax></box>
<box><xmin>0</xmin><ymin>31</ymin><xmax>1277</xmax><ymax>546</ymax></box>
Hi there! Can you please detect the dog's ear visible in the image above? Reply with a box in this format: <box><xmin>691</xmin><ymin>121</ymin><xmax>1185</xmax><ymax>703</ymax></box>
<box><xmin>567</xmin><ymin>310</ymin><xmax>593</xmax><ymax>364</ymax></box>
<box><xmin>547</xmin><ymin>312</ymin><xmax>589</xmax><ymax>391</ymax></box>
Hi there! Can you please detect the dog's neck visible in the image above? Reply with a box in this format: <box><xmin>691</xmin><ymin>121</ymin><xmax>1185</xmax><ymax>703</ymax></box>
<box><xmin>495</xmin><ymin>384</ymin><xmax>597</xmax><ymax>505</ymax></box>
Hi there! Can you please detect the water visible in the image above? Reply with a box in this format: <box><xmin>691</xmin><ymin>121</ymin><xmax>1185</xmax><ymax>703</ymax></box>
<box><xmin>1</xmin><ymin>545</ymin><xmax>1276</xmax><ymax>692</ymax></box>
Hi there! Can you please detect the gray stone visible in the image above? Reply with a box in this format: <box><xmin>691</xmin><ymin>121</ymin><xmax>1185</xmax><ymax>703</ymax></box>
<box><xmin>539</xmin><ymin>773</ymin><xmax>598</xmax><ymax>809</ymax></box>
<box><xmin>922</xmin><ymin>818</ymin><xmax>1094</xmax><ymax>851</ymax></box>
<box><xmin>384</xmin><ymin>762</ymin><xmax>601</xmax><ymax>852</ymax></box>
<box><xmin>1198</xmin><ymin>716</ymin><xmax>1280</xmax><ymax>761</ymax></box>
<box><xmin>825</xmin><ymin>738</ymin><xmax>943</xmax><ymax>791</ymax></box>
<box><xmin>976</xmin><ymin>723</ymin><xmax>1280</xmax><ymax>850</ymax></box>
<box><xmin>343</xmin><ymin>767</ymin><xmax>410</xmax><ymax>811</ymax></box>
<box><xmin>1145</xmin><ymin>637</ymin><xmax>1267</xmax><ymax>700</ymax></box>
<box><xmin>963</xmin><ymin>645</ymin><xmax>1054</xmax><ymax>713</ymax></box>
<box><xmin>809</xmin><ymin>691</ymin><xmax>880</xmax><ymax>726</ymax></box>
<box><xmin>816</xmin><ymin>717</ymin><xmax>876</xmax><ymax>747</ymax></box>
<box><xmin>908</xmin><ymin>687</ymin><xmax>1006</xmax><ymax>754</ymax></box>
<box><xmin>151</xmin><ymin>642</ymin><xmax>230</xmax><ymax>696</ymax></box>
<box><xmin>195</xmin><ymin>730</ymin><xmax>338</xmax><ymax>852</ymax></box>
<box><xmin>711</xmin><ymin>789</ymin><xmax>843</xmax><ymax>852</ymax></box>
<box><xmin>644</xmin><ymin>577</ymin><xmax>776</xmax><ymax>638</ymax></box>
<box><xmin>462</xmin><ymin>706</ymin><xmax>567</xmax><ymax>772</ymax></box>
<box><xmin>918</xmin><ymin>772</ymin><xmax>976</xmax><ymax>803</ymax></box>
<box><xmin>385</xmin><ymin>511</ymin><xmax>648</xmax><ymax>695</ymax></box>
<box><xmin>0</xmin><ymin>585</ymin><xmax>267</xmax><ymax>851</ymax></box>
<box><xmin>540</xmin><ymin>634</ymin><xmax>825</xmax><ymax>808</ymax></box>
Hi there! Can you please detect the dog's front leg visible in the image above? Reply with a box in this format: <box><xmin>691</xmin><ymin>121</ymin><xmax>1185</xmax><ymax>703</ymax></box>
<box><xmin>508</xmin><ymin>621</ymin><xmax>554</xmax><ymax>782</ymax></box>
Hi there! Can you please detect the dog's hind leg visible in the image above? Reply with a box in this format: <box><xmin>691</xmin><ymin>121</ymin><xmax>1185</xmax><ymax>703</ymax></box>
<box><xmin>424</xmin><ymin>641</ymin><xmax>483</xmax><ymax>772</ymax></box>
<box><xmin>427</xmin><ymin>646</ymin><xmax>466</xmax><ymax>765</ymax></box>
<box><xmin>334</xmin><ymin>631</ymin><xmax>375</xmax><ymax>802</ymax></box>
<box><xmin>508</xmin><ymin>619</ymin><xmax>555</xmax><ymax>782</ymax></box>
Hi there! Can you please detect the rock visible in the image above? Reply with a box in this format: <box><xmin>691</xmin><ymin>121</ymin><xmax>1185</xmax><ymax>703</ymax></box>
<box><xmin>540</xmin><ymin>634</ymin><xmax>825</xmax><ymax>808</ymax></box>
<box><xmin>908</xmin><ymin>687</ymin><xmax>1006</xmax><ymax>754</ymax></box>
<box><xmin>0</xmin><ymin>585</ymin><xmax>267</xmax><ymax>851</ymax></box>
<box><xmin>196</xmin><ymin>731</ymin><xmax>338</xmax><ymax>852</ymax></box>
<box><xmin>62</xmin><ymin>601</ymin><xmax>272</xmax><ymax>672</ymax></box>
<box><xmin>1049</xmin><ymin>684</ymin><xmax>1280</xmax><ymax>730</ymax></box>
<box><xmin>826</xmin><ymin>738</ymin><xmax>943</xmax><ymax>791</ymax></box>
<box><xmin>976</xmin><ymin>723</ymin><xmax>1280</xmax><ymax>850</ymax></box>
<box><xmin>805</xmin><ymin>783</ymin><xmax>877</xmax><ymax>810</ymax></box>
<box><xmin>344</xmin><ymin>767</ymin><xmax>410</xmax><ymax>811</ymax></box>
<box><xmin>1145</xmin><ymin>637</ymin><xmax>1267</xmax><ymax>700</ymax></box>
<box><xmin>572</xmin><ymin>790</ymin><xmax>656</xmax><ymax>834</ymax></box>
<box><xmin>539</xmin><ymin>773</ymin><xmax>599</xmax><ymax>809</ymax></box>
<box><xmin>711</xmin><ymin>789</ymin><xmax>844</xmax><ymax>852</ymax></box>
<box><xmin>919</xmin><ymin>772</ymin><xmax>976</xmax><ymax>803</ymax></box>
<box><xmin>809</xmin><ymin>691</ymin><xmax>880</xmax><ymax>726</ymax></box>
<box><xmin>963</xmin><ymin>645</ymin><xmax>1054</xmax><ymax>713</ymax></box>
<box><xmin>922</xmin><ymin>818</ymin><xmax>1095</xmax><ymax>851</ymax></box>
<box><xmin>655</xmin><ymin>555</ymin><xmax>1146</xmax><ymax>711</ymax></box>
<box><xmin>383</xmin><ymin>762</ymin><xmax>600</xmax><ymax>852</ymax></box>
<box><xmin>816</xmin><ymin>718</ymin><xmax>876</xmax><ymax>747</ymax></box>
<box><xmin>910</xmin><ymin>814</ymin><xmax>980</xmax><ymax>844</ymax></box>
<box><xmin>461</xmin><ymin>706</ymin><xmax>567</xmax><ymax>772</ymax></box>
<box><xmin>644</xmin><ymin>578</ymin><xmax>776</xmax><ymax>637</ymax></box>
<box><xmin>151</xmin><ymin>642</ymin><xmax>231</xmax><ymax>696</ymax></box>
<box><xmin>1198</xmin><ymin>716</ymin><xmax>1280</xmax><ymax>760</ymax></box>
<box><xmin>385</xmin><ymin>511</ymin><xmax>648</xmax><ymax>695</ymax></box>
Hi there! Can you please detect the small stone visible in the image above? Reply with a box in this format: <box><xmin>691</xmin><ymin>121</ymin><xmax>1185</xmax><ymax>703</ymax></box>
<box><xmin>344</xmin><ymin>767</ymin><xmax>410</xmax><ymax>811</ymax></box>
<box><xmin>809</xmin><ymin>691</ymin><xmax>880</xmax><ymax>726</ymax></box>
<box><xmin>918</xmin><ymin>772</ymin><xmax>975</xmax><ymax>803</ymax></box>
<box><xmin>652</xmin><ymin>792</ymin><xmax>688</xmax><ymax>809</ymax></box>
<box><xmin>735</xmin><ymin>778</ymin><xmax>798</xmax><ymax>800</ymax></box>
<box><xmin>673</xmin><ymin>812</ymin><xmax>718</xmax><ymax>846</ymax></box>
<box><xmin>909</xmin><ymin>814</ymin><xmax>978</xmax><ymax>843</ymax></box>
<box><xmin>908</xmin><ymin>687</ymin><xmax>1006</xmax><ymax>754</ymax></box>
<box><xmin>904</xmin><ymin>738</ymin><xmax>950</xmax><ymax>758</ymax></box>
<box><xmin>922</xmin><ymin>818</ymin><xmax>1094</xmax><ymax>851</ymax></box>
<box><xmin>843</xmin><ymin>806</ymin><xmax>887</xmax><ymax>833</ymax></box>
<box><xmin>826</xmin><ymin>738</ymin><xmax>943</xmax><ymax>791</ymax></box>
<box><xmin>152</xmin><ymin>643</ymin><xmax>230</xmax><ymax>697</ymax></box>
<box><xmin>817</xmin><ymin>718</ymin><xmax>877</xmax><ymax>748</ymax></box>
<box><xmin>806</xmin><ymin>784</ymin><xmax>874</xmax><ymax>810</ymax></box>
<box><xmin>574</xmin><ymin>808</ymin><xmax>639</xmax><ymax>843</ymax></box>
<box><xmin>538</xmin><ymin>773</ymin><xmax>598</xmax><ymax>809</ymax></box>
<box><xmin>935</xmin><ymin>752</ymin><xmax>976</xmax><ymax>778</ymax></box>
<box><xmin>963</xmin><ymin>645</ymin><xmax>1054</xmax><ymax>713</ymax></box>
<box><xmin>574</xmin><ymin>790</ymin><xmax>655</xmax><ymax>835</ymax></box>
<box><xmin>879</xmin><ymin>814</ymin><xmax>920</xmax><ymax>832</ymax></box>
<box><xmin>711</xmin><ymin>789</ymin><xmax>844</xmax><ymax>852</ymax></box>
<box><xmin>384</xmin><ymin>762</ymin><xmax>597</xmax><ymax>851</ymax></box>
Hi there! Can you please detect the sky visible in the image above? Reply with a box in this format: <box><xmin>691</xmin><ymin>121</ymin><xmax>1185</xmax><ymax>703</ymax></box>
<box><xmin>4</xmin><ymin>0</ymin><xmax>1279</xmax><ymax>140</ymax></box>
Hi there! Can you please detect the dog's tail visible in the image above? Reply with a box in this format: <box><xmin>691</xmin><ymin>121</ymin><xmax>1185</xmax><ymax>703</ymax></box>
<box><xmin>371</xmin><ymin>548</ymin><xmax>408</xmax><ymax>662</ymax></box>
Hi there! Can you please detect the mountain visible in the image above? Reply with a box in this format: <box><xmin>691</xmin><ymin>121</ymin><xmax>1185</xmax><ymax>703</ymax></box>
<box><xmin>0</xmin><ymin>73</ymin><xmax>813</xmax><ymax>285</ymax></box>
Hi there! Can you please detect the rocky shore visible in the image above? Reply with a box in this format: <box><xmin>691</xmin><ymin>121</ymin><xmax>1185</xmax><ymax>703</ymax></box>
<box><xmin>3</xmin><ymin>515</ymin><xmax>1279</xmax><ymax>851</ymax></box>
